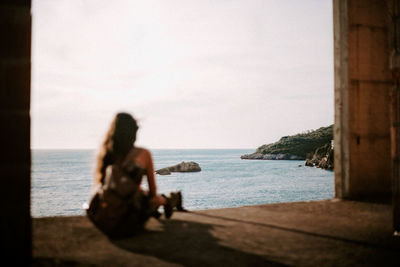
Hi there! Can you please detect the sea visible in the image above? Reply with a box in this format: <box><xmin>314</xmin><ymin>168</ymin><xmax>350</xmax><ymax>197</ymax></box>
<box><xmin>32</xmin><ymin>149</ymin><xmax>334</xmax><ymax>217</ymax></box>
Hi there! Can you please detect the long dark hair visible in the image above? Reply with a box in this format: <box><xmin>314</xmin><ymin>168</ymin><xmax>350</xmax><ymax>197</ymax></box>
<box><xmin>94</xmin><ymin>112</ymin><xmax>139</xmax><ymax>185</ymax></box>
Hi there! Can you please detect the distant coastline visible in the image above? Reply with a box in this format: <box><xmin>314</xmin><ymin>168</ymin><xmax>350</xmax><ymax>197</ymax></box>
<box><xmin>241</xmin><ymin>125</ymin><xmax>334</xmax><ymax>169</ymax></box>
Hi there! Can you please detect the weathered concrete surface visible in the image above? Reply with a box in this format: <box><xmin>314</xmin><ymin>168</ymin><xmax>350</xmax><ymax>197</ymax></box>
<box><xmin>33</xmin><ymin>199</ymin><xmax>400</xmax><ymax>266</ymax></box>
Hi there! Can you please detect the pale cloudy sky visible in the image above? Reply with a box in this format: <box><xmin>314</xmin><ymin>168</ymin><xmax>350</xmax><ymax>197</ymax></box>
<box><xmin>31</xmin><ymin>0</ymin><xmax>333</xmax><ymax>149</ymax></box>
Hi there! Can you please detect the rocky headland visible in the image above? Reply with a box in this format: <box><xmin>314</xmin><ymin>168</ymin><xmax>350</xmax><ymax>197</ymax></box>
<box><xmin>241</xmin><ymin>125</ymin><xmax>334</xmax><ymax>170</ymax></box>
<box><xmin>156</xmin><ymin>161</ymin><xmax>201</xmax><ymax>175</ymax></box>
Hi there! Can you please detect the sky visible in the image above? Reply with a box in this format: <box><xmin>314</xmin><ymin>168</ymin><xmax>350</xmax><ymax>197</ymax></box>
<box><xmin>31</xmin><ymin>0</ymin><xmax>334</xmax><ymax>149</ymax></box>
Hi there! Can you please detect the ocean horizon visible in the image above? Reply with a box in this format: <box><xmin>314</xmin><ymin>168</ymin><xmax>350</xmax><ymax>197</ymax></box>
<box><xmin>32</xmin><ymin>149</ymin><xmax>334</xmax><ymax>217</ymax></box>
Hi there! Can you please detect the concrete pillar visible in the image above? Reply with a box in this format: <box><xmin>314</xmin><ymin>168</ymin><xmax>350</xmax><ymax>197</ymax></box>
<box><xmin>334</xmin><ymin>0</ymin><xmax>393</xmax><ymax>201</ymax></box>
<box><xmin>0</xmin><ymin>0</ymin><xmax>31</xmax><ymax>263</ymax></box>
<box><xmin>390</xmin><ymin>0</ymin><xmax>400</xmax><ymax>234</ymax></box>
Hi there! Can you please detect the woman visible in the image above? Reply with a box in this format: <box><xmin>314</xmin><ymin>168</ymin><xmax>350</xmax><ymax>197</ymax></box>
<box><xmin>89</xmin><ymin>112</ymin><xmax>182</xmax><ymax>238</ymax></box>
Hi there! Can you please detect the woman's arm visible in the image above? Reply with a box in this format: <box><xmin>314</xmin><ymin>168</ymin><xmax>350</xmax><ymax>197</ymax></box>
<box><xmin>138</xmin><ymin>148</ymin><xmax>166</xmax><ymax>207</ymax></box>
<box><xmin>143</xmin><ymin>149</ymin><xmax>157</xmax><ymax>197</ymax></box>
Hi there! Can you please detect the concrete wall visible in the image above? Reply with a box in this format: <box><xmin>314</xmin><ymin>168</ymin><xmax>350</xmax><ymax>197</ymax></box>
<box><xmin>334</xmin><ymin>0</ymin><xmax>393</xmax><ymax>201</ymax></box>
<box><xmin>0</xmin><ymin>0</ymin><xmax>32</xmax><ymax>263</ymax></box>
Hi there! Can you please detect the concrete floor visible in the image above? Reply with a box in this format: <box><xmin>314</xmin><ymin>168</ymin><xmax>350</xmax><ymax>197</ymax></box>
<box><xmin>32</xmin><ymin>199</ymin><xmax>400</xmax><ymax>266</ymax></box>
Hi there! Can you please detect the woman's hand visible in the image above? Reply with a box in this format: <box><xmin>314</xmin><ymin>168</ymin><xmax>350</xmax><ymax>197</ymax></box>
<box><xmin>149</xmin><ymin>195</ymin><xmax>166</xmax><ymax>208</ymax></box>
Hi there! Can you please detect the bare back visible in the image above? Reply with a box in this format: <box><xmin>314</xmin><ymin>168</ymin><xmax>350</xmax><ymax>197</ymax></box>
<box><xmin>124</xmin><ymin>147</ymin><xmax>157</xmax><ymax>197</ymax></box>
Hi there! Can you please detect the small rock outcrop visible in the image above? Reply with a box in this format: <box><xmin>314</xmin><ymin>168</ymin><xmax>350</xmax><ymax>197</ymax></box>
<box><xmin>305</xmin><ymin>142</ymin><xmax>334</xmax><ymax>170</ymax></box>
<box><xmin>156</xmin><ymin>161</ymin><xmax>201</xmax><ymax>175</ymax></box>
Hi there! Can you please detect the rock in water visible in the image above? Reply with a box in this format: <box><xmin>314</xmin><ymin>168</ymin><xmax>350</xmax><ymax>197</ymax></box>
<box><xmin>156</xmin><ymin>168</ymin><xmax>171</xmax><ymax>175</ymax></box>
<box><xmin>305</xmin><ymin>142</ymin><xmax>334</xmax><ymax>170</ymax></box>
<box><xmin>156</xmin><ymin>161</ymin><xmax>201</xmax><ymax>175</ymax></box>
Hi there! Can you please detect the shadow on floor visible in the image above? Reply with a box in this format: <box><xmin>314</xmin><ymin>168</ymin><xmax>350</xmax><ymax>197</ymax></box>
<box><xmin>112</xmin><ymin>218</ymin><xmax>289</xmax><ymax>267</ymax></box>
<box><xmin>188</xmin><ymin>211</ymin><xmax>400</xmax><ymax>251</ymax></box>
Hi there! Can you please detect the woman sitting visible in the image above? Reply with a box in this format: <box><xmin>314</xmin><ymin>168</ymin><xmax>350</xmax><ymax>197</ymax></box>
<box><xmin>87</xmin><ymin>112</ymin><xmax>183</xmax><ymax>238</ymax></box>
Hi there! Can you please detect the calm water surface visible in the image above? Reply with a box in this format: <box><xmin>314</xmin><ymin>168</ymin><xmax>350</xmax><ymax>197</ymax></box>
<box><xmin>32</xmin><ymin>149</ymin><xmax>334</xmax><ymax>217</ymax></box>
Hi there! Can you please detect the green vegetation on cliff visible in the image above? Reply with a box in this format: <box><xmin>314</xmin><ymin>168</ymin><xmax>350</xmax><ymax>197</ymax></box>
<box><xmin>256</xmin><ymin>125</ymin><xmax>333</xmax><ymax>159</ymax></box>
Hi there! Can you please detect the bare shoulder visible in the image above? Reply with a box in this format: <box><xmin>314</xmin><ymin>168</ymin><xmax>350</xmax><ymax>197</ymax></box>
<box><xmin>133</xmin><ymin>147</ymin><xmax>152</xmax><ymax>160</ymax></box>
